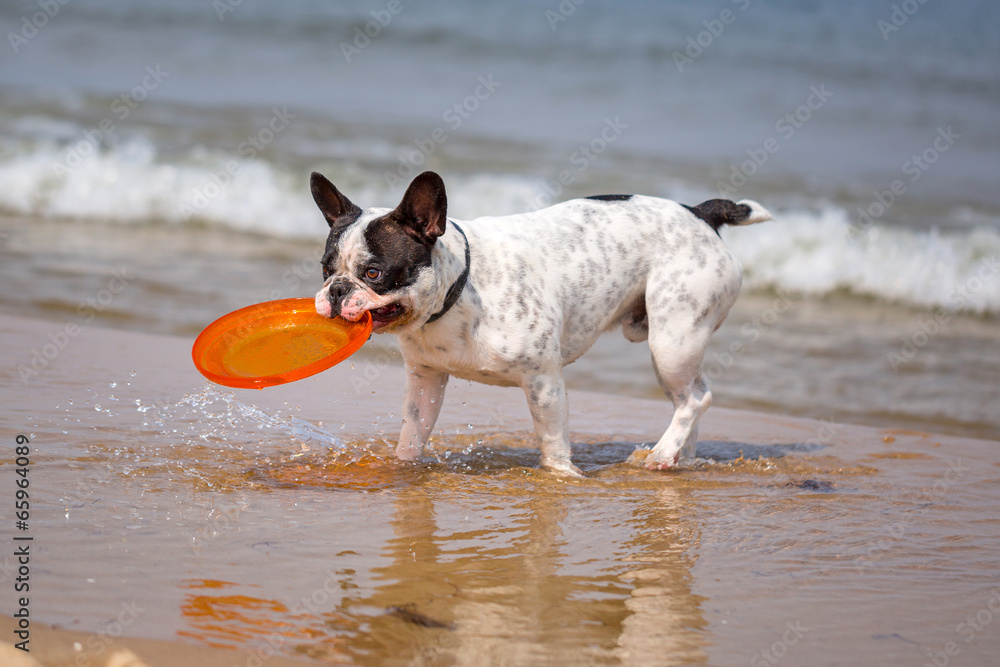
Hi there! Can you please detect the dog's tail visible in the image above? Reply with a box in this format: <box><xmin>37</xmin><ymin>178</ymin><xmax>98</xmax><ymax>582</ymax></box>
<box><xmin>684</xmin><ymin>198</ymin><xmax>772</xmax><ymax>233</ymax></box>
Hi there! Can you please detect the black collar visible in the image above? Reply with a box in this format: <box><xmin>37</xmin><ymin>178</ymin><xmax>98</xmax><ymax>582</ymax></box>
<box><xmin>426</xmin><ymin>222</ymin><xmax>470</xmax><ymax>325</ymax></box>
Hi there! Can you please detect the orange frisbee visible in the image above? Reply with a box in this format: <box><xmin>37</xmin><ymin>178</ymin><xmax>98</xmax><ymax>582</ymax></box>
<box><xmin>192</xmin><ymin>298</ymin><xmax>372</xmax><ymax>389</ymax></box>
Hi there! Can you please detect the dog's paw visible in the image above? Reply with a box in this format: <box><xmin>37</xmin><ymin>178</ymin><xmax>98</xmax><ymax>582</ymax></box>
<box><xmin>394</xmin><ymin>442</ymin><xmax>423</xmax><ymax>462</ymax></box>
<box><xmin>626</xmin><ymin>448</ymin><xmax>653</xmax><ymax>466</ymax></box>
<box><xmin>627</xmin><ymin>448</ymin><xmax>679</xmax><ymax>471</ymax></box>
<box><xmin>541</xmin><ymin>457</ymin><xmax>585</xmax><ymax>478</ymax></box>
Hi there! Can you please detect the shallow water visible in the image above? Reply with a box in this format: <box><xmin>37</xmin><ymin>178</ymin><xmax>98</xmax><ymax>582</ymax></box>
<box><xmin>10</xmin><ymin>366</ymin><xmax>998</xmax><ymax>666</ymax></box>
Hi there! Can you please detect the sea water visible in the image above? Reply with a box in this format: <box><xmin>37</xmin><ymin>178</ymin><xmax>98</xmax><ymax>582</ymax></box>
<box><xmin>1</xmin><ymin>0</ymin><xmax>997</xmax><ymax>433</ymax></box>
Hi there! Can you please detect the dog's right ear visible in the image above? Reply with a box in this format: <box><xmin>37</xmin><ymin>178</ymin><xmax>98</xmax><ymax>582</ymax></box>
<box><xmin>310</xmin><ymin>172</ymin><xmax>361</xmax><ymax>228</ymax></box>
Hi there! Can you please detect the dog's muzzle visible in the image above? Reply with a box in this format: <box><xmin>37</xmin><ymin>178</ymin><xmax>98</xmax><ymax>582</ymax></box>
<box><xmin>324</xmin><ymin>277</ymin><xmax>354</xmax><ymax>318</ymax></box>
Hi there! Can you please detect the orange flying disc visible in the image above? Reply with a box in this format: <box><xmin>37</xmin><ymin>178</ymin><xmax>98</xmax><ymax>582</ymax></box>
<box><xmin>192</xmin><ymin>298</ymin><xmax>372</xmax><ymax>389</ymax></box>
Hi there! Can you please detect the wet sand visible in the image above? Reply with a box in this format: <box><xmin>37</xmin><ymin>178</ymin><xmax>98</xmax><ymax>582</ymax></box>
<box><xmin>2</xmin><ymin>312</ymin><xmax>999</xmax><ymax>666</ymax></box>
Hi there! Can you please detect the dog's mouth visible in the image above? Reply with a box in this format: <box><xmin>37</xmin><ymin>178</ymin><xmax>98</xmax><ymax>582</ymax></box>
<box><xmin>369</xmin><ymin>303</ymin><xmax>406</xmax><ymax>328</ymax></box>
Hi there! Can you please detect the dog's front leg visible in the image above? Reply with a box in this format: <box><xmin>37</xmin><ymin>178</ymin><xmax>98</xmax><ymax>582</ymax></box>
<box><xmin>396</xmin><ymin>364</ymin><xmax>449</xmax><ymax>461</ymax></box>
<box><xmin>522</xmin><ymin>373</ymin><xmax>583</xmax><ymax>477</ymax></box>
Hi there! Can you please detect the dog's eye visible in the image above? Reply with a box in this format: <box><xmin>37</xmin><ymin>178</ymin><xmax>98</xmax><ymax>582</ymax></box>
<box><xmin>364</xmin><ymin>268</ymin><xmax>382</xmax><ymax>281</ymax></box>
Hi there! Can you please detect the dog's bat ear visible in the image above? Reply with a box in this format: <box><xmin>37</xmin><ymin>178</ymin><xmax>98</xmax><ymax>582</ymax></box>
<box><xmin>310</xmin><ymin>172</ymin><xmax>361</xmax><ymax>228</ymax></box>
<box><xmin>395</xmin><ymin>171</ymin><xmax>448</xmax><ymax>244</ymax></box>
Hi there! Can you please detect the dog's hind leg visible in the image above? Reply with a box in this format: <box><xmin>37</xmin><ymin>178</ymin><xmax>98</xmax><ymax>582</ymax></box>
<box><xmin>638</xmin><ymin>236</ymin><xmax>742</xmax><ymax>469</ymax></box>
<box><xmin>645</xmin><ymin>336</ymin><xmax>713</xmax><ymax>469</ymax></box>
<box><xmin>641</xmin><ymin>281</ymin><xmax>718</xmax><ymax>469</ymax></box>
<box><xmin>648</xmin><ymin>369</ymin><xmax>711</xmax><ymax>469</ymax></box>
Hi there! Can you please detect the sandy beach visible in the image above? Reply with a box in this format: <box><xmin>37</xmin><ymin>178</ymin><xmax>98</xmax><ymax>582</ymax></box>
<box><xmin>2</xmin><ymin>2</ymin><xmax>999</xmax><ymax>663</ymax></box>
<box><xmin>3</xmin><ymin>312</ymin><xmax>999</xmax><ymax>665</ymax></box>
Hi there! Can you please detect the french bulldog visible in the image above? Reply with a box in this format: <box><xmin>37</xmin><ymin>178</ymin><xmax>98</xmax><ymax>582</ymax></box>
<box><xmin>312</xmin><ymin>170</ymin><xmax>771</xmax><ymax>475</ymax></box>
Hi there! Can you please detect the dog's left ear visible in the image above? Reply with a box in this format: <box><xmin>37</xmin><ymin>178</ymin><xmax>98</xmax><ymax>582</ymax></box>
<box><xmin>310</xmin><ymin>172</ymin><xmax>362</xmax><ymax>230</ymax></box>
<box><xmin>395</xmin><ymin>171</ymin><xmax>447</xmax><ymax>244</ymax></box>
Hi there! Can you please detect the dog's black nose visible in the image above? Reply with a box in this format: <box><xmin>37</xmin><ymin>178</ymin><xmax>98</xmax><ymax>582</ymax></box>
<box><xmin>326</xmin><ymin>278</ymin><xmax>353</xmax><ymax>317</ymax></box>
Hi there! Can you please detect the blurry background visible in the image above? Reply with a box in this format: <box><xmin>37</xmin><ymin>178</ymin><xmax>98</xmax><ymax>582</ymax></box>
<box><xmin>2</xmin><ymin>0</ymin><xmax>998</xmax><ymax>438</ymax></box>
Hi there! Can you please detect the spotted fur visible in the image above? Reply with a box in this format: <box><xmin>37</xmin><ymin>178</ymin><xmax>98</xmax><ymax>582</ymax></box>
<box><xmin>312</xmin><ymin>171</ymin><xmax>772</xmax><ymax>474</ymax></box>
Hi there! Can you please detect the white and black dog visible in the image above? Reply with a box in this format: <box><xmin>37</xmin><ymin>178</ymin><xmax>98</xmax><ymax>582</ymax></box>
<box><xmin>312</xmin><ymin>171</ymin><xmax>771</xmax><ymax>475</ymax></box>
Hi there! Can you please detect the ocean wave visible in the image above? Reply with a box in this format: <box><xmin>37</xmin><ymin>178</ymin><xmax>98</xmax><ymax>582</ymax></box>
<box><xmin>725</xmin><ymin>208</ymin><xmax>1000</xmax><ymax>315</ymax></box>
<box><xmin>0</xmin><ymin>135</ymin><xmax>324</xmax><ymax>237</ymax></box>
<box><xmin>0</xmin><ymin>135</ymin><xmax>539</xmax><ymax>237</ymax></box>
<box><xmin>1</xmin><ymin>138</ymin><xmax>997</xmax><ymax>315</ymax></box>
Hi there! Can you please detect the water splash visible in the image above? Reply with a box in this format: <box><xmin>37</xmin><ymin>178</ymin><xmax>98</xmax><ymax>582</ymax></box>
<box><xmin>180</xmin><ymin>385</ymin><xmax>339</xmax><ymax>445</ymax></box>
<box><xmin>74</xmin><ymin>376</ymin><xmax>358</xmax><ymax>463</ymax></box>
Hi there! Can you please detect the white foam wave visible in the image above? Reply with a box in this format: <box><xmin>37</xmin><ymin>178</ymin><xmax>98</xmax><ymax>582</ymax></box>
<box><xmin>0</xmin><ymin>135</ymin><xmax>327</xmax><ymax>237</ymax></box>
<box><xmin>725</xmin><ymin>207</ymin><xmax>1000</xmax><ymax>315</ymax></box>
<box><xmin>0</xmin><ymin>136</ymin><xmax>538</xmax><ymax>237</ymax></box>
<box><xmin>0</xmin><ymin>138</ymin><xmax>997</xmax><ymax>315</ymax></box>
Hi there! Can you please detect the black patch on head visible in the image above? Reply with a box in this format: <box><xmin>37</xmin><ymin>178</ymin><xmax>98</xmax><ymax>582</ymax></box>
<box><xmin>361</xmin><ymin>214</ymin><xmax>434</xmax><ymax>294</ymax></box>
<box><xmin>683</xmin><ymin>199</ymin><xmax>752</xmax><ymax>234</ymax></box>
<box><xmin>586</xmin><ymin>194</ymin><xmax>634</xmax><ymax>202</ymax></box>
